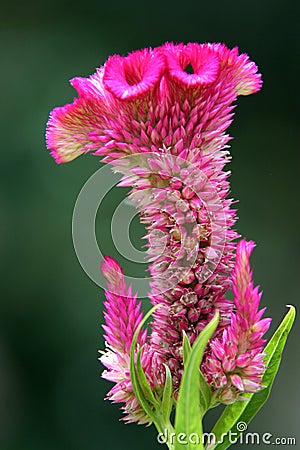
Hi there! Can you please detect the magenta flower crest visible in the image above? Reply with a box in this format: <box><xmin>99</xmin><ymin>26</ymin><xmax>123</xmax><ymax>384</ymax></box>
<box><xmin>46</xmin><ymin>42</ymin><xmax>295</xmax><ymax>448</ymax></box>
<box><xmin>103</xmin><ymin>48</ymin><xmax>165</xmax><ymax>100</ymax></box>
<box><xmin>46</xmin><ymin>42</ymin><xmax>262</xmax><ymax>165</ymax></box>
<box><xmin>163</xmin><ymin>43</ymin><xmax>220</xmax><ymax>87</ymax></box>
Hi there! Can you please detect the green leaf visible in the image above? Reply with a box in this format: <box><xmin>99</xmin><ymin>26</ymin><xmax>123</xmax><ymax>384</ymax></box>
<box><xmin>175</xmin><ymin>312</ymin><xmax>220</xmax><ymax>450</ymax></box>
<box><xmin>136</xmin><ymin>347</ymin><xmax>160</xmax><ymax>409</ymax></box>
<box><xmin>130</xmin><ymin>304</ymin><xmax>161</xmax><ymax>424</ymax></box>
<box><xmin>183</xmin><ymin>332</ymin><xmax>212</xmax><ymax>413</ymax></box>
<box><xmin>183</xmin><ymin>331</ymin><xmax>192</xmax><ymax>366</ymax></box>
<box><xmin>161</xmin><ymin>364</ymin><xmax>173</xmax><ymax>422</ymax></box>
<box><xmin>130</xmin><ymin>303</ymin><xmax>176</xmax><ymax>450</ymax></box>
<box><xmin>130</xmin><ymin>346</ymin><xmax>157</xmax><ymax>423</ymax></box>
<box><xmin>208</xmin><ymin>305</ymin><xmax>296</xmax><ymax>450</ymax></box>
<box><xmin>199</xmin><ymin>370</ymin><xmax>212</xmax><ymax>414</ymax></box>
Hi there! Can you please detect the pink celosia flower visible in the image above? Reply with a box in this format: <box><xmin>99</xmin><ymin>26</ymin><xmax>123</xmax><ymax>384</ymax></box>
<box><xmin>46</xmin><ymin>42</ymin><xmax>267</xmax><ymax>419</ymax></box>
<box><xmin>202</xmin><ymin>239</ymin><xmax>271</xmax><ymax>403</ymax></box>
<box><xmin>99</xmin><ymin>256</ymin><xmax>153</xmax><ymax>423</ymax></box>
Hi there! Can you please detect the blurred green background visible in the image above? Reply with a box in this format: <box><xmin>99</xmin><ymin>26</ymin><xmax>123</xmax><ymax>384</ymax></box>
<box><xmin>1</xmin><ymin>0</ymin><xmax>299</xmax><ymax>449</ymax></box>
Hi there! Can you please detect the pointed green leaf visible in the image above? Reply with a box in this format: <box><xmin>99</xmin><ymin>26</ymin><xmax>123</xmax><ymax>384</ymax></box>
<box><xmin>130</xmin><ymin>304</ymin><xmax>161</xmax><ymax>424</ymax></box>
<box><xmin>183</xmin><ymin>332</ymin><xmax>212</xmax><ymax>413</ymax></box>
<box><xmin>199</xmin><ymin>370</ymin><xmax>212</xmax><ymax>414</ymax></box>
<box><xmin>183</xmin><ymin>331</ymin><xmax>192</xmax><ymax>366</ymax></box>
<box><xmin>161</xmin><ymin>364</ymin><xmax>173</xmax><ymax>422</ymax></box>
<box><xmin>130</xmin><ymin>305</ymin><xmax>176</xmax><ymax>450</ymax></box>
<box><xmin>130</xmin><ymin>346</ymin><xmax>157</xmax><ymax>423</ymax></box>
<box><xmin>208</xmin><ymin>305</ymin><xmax>296</xmax><ymax>450</ymax></box>
<box><xmin>175</xmin><ymin>312</ymin><xmax>219</xmax><ymax>450</ymax></box>
<box><xmin>136</xmin><ymin>348</ymin><xmax>160</xmax><ymax>408</ymax></box>
<box><xmin>130</xmin><ymin>353</ymin><xmax>156</xmax><ymax>423</ymax></box>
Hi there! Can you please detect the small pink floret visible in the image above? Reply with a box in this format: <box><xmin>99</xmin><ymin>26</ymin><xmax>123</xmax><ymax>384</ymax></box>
<box><xmin>163</xmin><ymin>42</ymin><xmax>220</xmax><ymax>87</ymax></box>
<box><xmin>103</xmin><ymin>48</ymin><xmax>165</xmax><ymax>100</ymax></box>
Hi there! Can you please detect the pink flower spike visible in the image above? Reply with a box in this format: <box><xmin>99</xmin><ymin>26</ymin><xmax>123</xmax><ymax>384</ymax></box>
<box><xmin>103</xmin><ymin>48</ymin><xmax>165</xmax><ymax>100</ymax></box>
<box><xmin>101</xmin><ymin>255</ymin><xmax>128</xmax><ymax>296</ymax></box>
<box><xmin>231</xmin><ymin>239</ymin><xmax>256</xmax><ymax>308</ymax></box>
<box><xmin>202</xmin><ymin>238</ymin><xmax>271</xmax><ymax>403</ymax></box>
<box><xmin>163</xmin><ymin>42</ymin><xmax>220</xmax><ymax>87</ymax></box>
<box><xmin>100</xmin><ymin>256</ymin><xmax>154</xmax><ymax>424</ymax></box>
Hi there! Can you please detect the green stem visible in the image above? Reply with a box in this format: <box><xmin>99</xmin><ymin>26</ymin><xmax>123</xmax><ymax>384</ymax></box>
<box><xmin>154</xmin><ymin>418</ymin><xmax>175</xmax><ymax>450</ymax></box>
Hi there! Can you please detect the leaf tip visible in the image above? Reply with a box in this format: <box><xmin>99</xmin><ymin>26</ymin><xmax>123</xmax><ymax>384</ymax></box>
<box><xmin>285</xmin><ymin>304</ymin><xmax>296</xmax><ymax>320</ymax></box>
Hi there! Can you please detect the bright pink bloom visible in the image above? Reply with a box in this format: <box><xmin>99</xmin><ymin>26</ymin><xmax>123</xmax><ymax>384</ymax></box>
<box><xmin>46</xmin><ymin>43</ymin><xmax>262</xmax><ymax>164</ymax></box>
<box><xmin>103</xmin><ymin>48</ymin><xmax>165</xmax><ymax>100</ymax></box>
<box><xmin>46</xmin><ymin>43</ymin><xmax>266</xmax><ymax>416</ymax></box>
<box><xmin>202</xmin><ymin>239</ymin><xmax>272</xmax><ymax>403</ymax></box>
<box><xmin>164</xmin><ymin>43</ymin><xmax>220</xmax><ymax>87</ymax></box>
<box><xmin>99</xmin><ymin>256</ymin><xmax>153</xmax><ymax>423</ymax></box>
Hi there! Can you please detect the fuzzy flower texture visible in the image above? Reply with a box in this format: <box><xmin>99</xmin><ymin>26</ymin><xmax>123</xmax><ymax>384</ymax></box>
<box><xmin>46</xmin><ymin>42</ymin><xmax>271</xmax><ymax>423</ymax></box>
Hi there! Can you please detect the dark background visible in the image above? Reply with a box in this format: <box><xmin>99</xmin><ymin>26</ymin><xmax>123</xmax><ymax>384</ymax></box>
<box><xmin>1</xmin><ymin>1</ymin><xmax>299</xmax><ymax>449</ymax></box>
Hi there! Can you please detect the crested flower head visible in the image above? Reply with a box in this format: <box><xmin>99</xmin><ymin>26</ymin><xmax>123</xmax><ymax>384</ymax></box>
<box><xmin>46</xmin><ymin>42</ymin><xmax>267</xmax><ymax>418</ymax></box>
<box><xmin>46</xmin><ymin>42</ymin><xmax>262</xmax><ymax>164</ymax></box>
